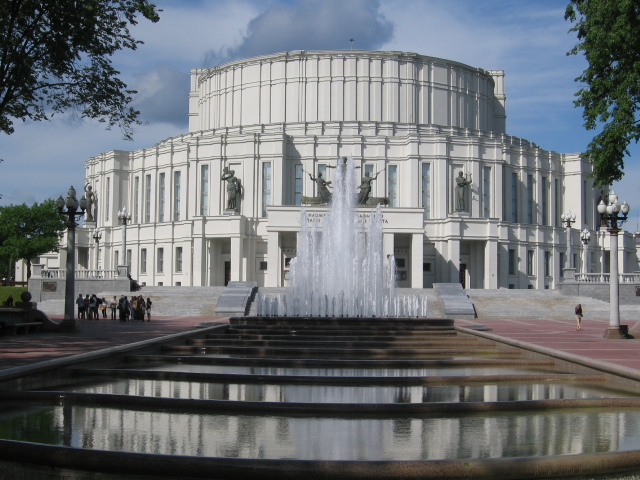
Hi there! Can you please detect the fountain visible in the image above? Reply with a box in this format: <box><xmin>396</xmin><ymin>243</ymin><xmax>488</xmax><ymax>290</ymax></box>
<box><xmin>257</xmin><ymin>157</ymin><xmax>428</xmax><ymax>318</ymax></box>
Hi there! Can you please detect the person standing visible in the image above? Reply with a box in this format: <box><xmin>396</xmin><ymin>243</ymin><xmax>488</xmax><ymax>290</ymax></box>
<box><xmin>89</xmin><ymin>294</ymin><xmax>99</xmax><ymax>320</ymax></box>
<box><xmin>109</xmin><ymin>296</ymin><xmax>118</xmax><ymax>320</ymax></box>
<box><xmin>100</xmin><ymin>298</ymin><xmax>107</xmax><ymax>319</ymax></box>
<box><xmin>76</xmin><ymin>294</ymin><xmax>85</xmax><ymax>319</ymax></box>
<box><xmin>575</xmin><ymin>304</ymin><xmax>583</xmax><ymax>331</ymax></box>
<box><xmin>83</xmin><ymin>294</ymin><xmax>91</xmax><ymax>319</ymax></box>
<box><xmin>145</xmin><ymin>297</ymin><xmax>152</xmax><ymax>321</ymax></box>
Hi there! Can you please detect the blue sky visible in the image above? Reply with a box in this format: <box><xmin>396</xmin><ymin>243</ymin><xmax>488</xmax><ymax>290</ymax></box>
<box><xmin>2</xmin><ymin>0</ymin><xmax>639</xmax><ymax>227</ymax></box>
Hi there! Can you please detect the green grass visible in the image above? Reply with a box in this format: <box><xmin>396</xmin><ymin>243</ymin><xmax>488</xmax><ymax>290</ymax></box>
<box><xmin>0</xmin><ymin>286</ymin><xmax>28</xmax><ymax>305</ymax></box>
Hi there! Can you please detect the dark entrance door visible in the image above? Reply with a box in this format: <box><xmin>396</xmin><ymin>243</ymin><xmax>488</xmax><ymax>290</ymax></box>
<box><xmin>224</xmin><ymin>261</ymin><xmax>231</xmax><ymax>286</ymax></box>
<box><xmin>459</xmin><ymin>263</ymin><xmax>467</xmax><ymax>288</ymax></box>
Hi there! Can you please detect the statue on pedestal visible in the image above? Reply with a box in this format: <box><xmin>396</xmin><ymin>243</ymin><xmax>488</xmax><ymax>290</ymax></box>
<box><xmin>357</xmin><ymin>171</ymin><xmax>380</xmax><ymax>205</ymax></box>
<box><xmin>221</xmin><ymin>167</ymin><xmax>240</xmax><ymax>210</ymax></box>
<box><xmin>84</xmin><ymin>184</ymin><xmax>96</xmax><ymax>221</ymax></box>
<box><xmin>455</xmin><ymin>171</ymin><xmax>472</xmax><ymax>212</ymax></box>
<box><xmin>309</xmin><ymin>171</ymin><xmax>332</xmax><ymax>204</ymax></box>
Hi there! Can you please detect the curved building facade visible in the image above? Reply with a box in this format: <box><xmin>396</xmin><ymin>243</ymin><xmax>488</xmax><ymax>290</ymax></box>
<box><xmin>78</xmin><ymin>50</ymin><xmax>638</xmax><ymax>289</ymax></box>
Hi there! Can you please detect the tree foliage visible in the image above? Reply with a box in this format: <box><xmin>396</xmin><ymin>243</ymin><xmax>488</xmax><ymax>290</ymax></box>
<box><xmin>565</xmin><ymin>0</ymin><xmax>640</xmax><ymax>187</ymax></box>
<box><xmin>0</xmin><ymin>199</ymin><xmax>66</xmax><ymax>278</ymax></box>
<box><xmin>0</xmin><ymin>0</ymin><xmax>160</xmax><ymax>139</ymax></box>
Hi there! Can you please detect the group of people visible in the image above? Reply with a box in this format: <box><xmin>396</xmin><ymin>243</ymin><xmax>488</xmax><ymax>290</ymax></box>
<box><xmin>76</xmin><ymin>294</ymin><xmax>152</xmax><ymax>322</ymax></box>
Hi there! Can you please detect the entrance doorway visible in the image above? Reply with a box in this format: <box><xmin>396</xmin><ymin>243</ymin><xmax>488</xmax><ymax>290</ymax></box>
<box><xmin>224</xmin><ymin>261</ymin><xmax>231</xmax><ymax>286</ymax></box>
<box><xmin>459</xmin><ymin>263</ymin><xmax>467</xmax><ymax>288</ymax></box>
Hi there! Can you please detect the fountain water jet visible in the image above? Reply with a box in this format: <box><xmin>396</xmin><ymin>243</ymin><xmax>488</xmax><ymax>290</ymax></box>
<box><xmin>257</xmin><ymin>157</ymin><xmax>427</xmax><ymax>317</ymax></box>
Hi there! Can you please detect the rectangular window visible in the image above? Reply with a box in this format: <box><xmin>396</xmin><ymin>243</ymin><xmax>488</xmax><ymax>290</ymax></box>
<box><xmin>541</xmin><ymin>176</ymin><xmax>548</xmax><ymax>226</ymax></box>
<box><xmin>140</xmin><ymin>248</ymin><xmax>147</xmax><ymax>274</ymax></box>
<box><xmin>559</xmin><ymin>252</ymin><xmax>566</xmax><ymax>274</ymax></box>
<box><xmin>158</xmin><ymin>173</ymin><xmax>165</xmax><ymax>222</ymax></box>
<box><xmin>261</xmin><ymin>162</ymin><xmax>272</xmax><ymax>216</ymax></box>
<box><xmin>259</xmin><ymin>261</ymin><xmax>268</xmax><ymax>271</ymax></box>
<box><xmin>482</xmin><ymin>166</ymin><xmax>491</xmax><ymax>218</ymax></box>
<box><xmin>421</xmin><ymin>163</ymin><xmax>431</xmax><ymax>219</ymax></box>
<box><xmin>173</xmin><ymin>171</ymin><xmax>181</xmax><ymax>221</ymax></box>
<box><xmin>293</xmin><ymin>164</ymin><xmax>302</xmax><ymax>206</ymax></box>
<box><xmin>200</xmin><ymin>165</ymin><xmax>209</xmax><ymax>216</ymax></box>
<box><xmin>105</xmin><ymin>177</ymin><xmax>110</xmax><ymax>221</ymax></box>
<box><xmin>145</xmin><ymin>174</ymin><xmax>151</xmax><ymax>223</ymax></box>
<box><xmin>508</xmin><ymin>248</ymin><xmax>516</xmax><ymax>275</ymax></box>
<box><xmin>175</xmin><ymin>246</ymin><xmax>183</xmax><ymax>272</ymax></box>
<box><xmin>318</xmin><ymin>164</ymin><xmax>327</xmax><ymax>181</ymax></box>
<box><xmin>527</xmin><ymin>250</ymin><xmax>534</xmax><ymax>276</ymax></box>
<box><xmin>157</xmin><ymin>247</ymin><xmax>164</xmax><ymax>273</ymax></box>
<box><xmin>388</xmin><ymin>165</ymin><xmax>398</xmax><ymax>207</ymax></box>
<box><xmin>127</xmin><ymin>249</ymin><xmax>132</xmax><ymax>271</ymax></box>
<box><xmin>133</xmin><ymin>176</ymin><xmax>139</xmax><ymax>224</ymax></box>
<box><xmin>114</xmin><ymin>251</ymin><xmax>119</xmax><ymax>269</ymax></box>
<box><xmin>544</xmin><ymin>251</ymin><xmax>550</xmax><ymax>277</ymax></box>
<box><xmin>526</xmin><ymin>174</ymin><xmax>534</xmax><ymax>224</ymax></box>
<box><xmin>511</xmin><ymin>172</ymin><xmax>518</xmax><ymax>223</ymax></box>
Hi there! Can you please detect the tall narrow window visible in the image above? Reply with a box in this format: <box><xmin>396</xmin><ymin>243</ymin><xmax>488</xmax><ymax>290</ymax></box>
<box><xmin>140</xmin><ymin>248</ymin><xmax>147</xmax><ymax>274</ymax></box>
<box><xmin>508</xmin><ymin>248</ymin><xmax>516</xmax><ymax>275</ymax></box>
<box><xmin>318</xmin><ymin>164</ymin><xmax>327</xmax><ymax>180</ymax></box>
<box><xmin>559</xmin><ymin>252</ymin><xmax>566</xmax><ymax>274</ymax></box>
<box><xmin>127</xmin><ymin>249</ymin><xmax>132</xmax><ymax>271</ymax></box>
<box><xmin>175</xmin><ymin>246</ymin><xmax>183</xmax><ymax>272</ymax></box>
<box><xmin>527</xmin><ymin>250</ymin><xmax>534</xmax><ymax>276</ymax></box>
<box><xmin>158</xmin><ymin>173</ymin><xmax>165</xmax><ymax>222</ymax></box>
<box><xmin>105</xmin><ymin>177</ymin><xmax>110</xmax><ymax>221</ymax></box>
<box><xmin>261</xmin><ymin>162</ymin><xmax>272</xmax><ymax>216</ymax></box>
<box><xmin>526</xmin><ymin>174</ymin><xmax>534</xmax><ymax>224</ymax></box>
<box><xmin>544</xmin><ymin>251</ymin><xmax>550</xmax><ymax>276</ymax></box>
<box><xmin>200</xmin><ymin>165</ymin><xmax>209</xmax><ymax>216</ymax></box>
<box><xmin>114</xmin><ymin>251</ymin><xmax>119</xmax><ymax>269</ymax></box>
<box><xmin>145</xmin><ymin>174</ymin><xmax>151</xmax><ymax>223</ymax></box>
<box><xmin>173</xmin><ymin>171</ymin><xmax>181</xmax><ymax>221</ymax></box>
<box><xmin>292</xmin><ymin>164</ymin><xmax>302</xmax><ymax>206</ymax></box>
<box><xmin>511</xmin><ymin>172</ymin><xmax>518</xmax><ymax>223</ymax></box>
<box><xmin>157</xmin><ymin>248</ymin><xmax>164</xmax><ymax>273</ymax></box>
<box><xmin>388</xmin><ymin>165</ymin><xmax>398</xmax><ymax>207</ymax></box>
<box><xmin>421</xmin><ymin>163</ymin><xmax>431</xmax><ymax>219</ymax></box>
<box><xmin>133</xmin><ymin>176</ymin><xmax>139</xmax><ymax>224</ymax></box>
<box><xmin>482</xmin><ymin>166</ymin><xmax>491</xmax><ymax>218</ymax></box>
<box><xmin>541</xmin><ymin>176</ymin><xmax>548</xmax><ymax>225</ymax></box>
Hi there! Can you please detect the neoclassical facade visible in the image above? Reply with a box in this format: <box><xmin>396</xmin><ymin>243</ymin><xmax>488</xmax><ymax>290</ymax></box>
<box><xmin>71</xmin><ymin>50</ymin><xmax>638</xmax><ymax>289</ymax></box>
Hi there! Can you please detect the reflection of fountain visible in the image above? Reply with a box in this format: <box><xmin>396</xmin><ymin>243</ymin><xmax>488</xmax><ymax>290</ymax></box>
<box><xmin>257</xmin><ymin>157</ymin><xmax>427</xmax><ymax>317</ymax></box>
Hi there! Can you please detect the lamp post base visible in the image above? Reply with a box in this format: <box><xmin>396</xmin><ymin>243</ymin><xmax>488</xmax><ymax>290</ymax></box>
<box><xmin>603</xmin><ymin>325</ymin><xmax>630</xmax><ymax>339</ymax></box>
<box><xmin>58</xmin><ymin>318</ymin><xmax>80</xmax><ymax>333</ymax></box>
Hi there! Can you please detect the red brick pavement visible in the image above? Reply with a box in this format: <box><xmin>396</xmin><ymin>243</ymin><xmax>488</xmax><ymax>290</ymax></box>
<box><xmin>0</xmin><ymin>315</ymin><xmax>228</xmax><ymax>371</ymax></box>
<box><xmin>456</xmin><ymin>315</ymin><xmax>640</xmax><ymax>372</ymax></box>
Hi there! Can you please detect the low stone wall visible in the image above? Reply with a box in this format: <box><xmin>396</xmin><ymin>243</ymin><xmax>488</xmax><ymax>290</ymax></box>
<box><xmin>28</xmin><ymin>265</ymin><xmax>131</xmax><ymax>301</ymax></box>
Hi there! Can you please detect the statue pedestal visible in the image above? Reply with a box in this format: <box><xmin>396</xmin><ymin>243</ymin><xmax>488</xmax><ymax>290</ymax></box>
<box><xmin>84</xmin><ymin>221</ymin><xmax>97</xmax><ymax>229</ymax></box>
<box><xmin>452</xmin><ymin>211</ymin><xmax>470</xmax><ymax>217</ymax></box>
<box><xmin>223</xmin><ymin>209</ymin><xmax>239</xmax><ymax>216</ymax></box>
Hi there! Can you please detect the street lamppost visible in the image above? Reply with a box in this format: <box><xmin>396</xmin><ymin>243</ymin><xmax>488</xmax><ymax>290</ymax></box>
<box><xmin>92</xmin><ymin>228</ymin><xmax>102</xmax><ymax>271</ymax></box>
<box><xmin>118</xmin><ymin>207</ymin><xmax>131</xmax><ymax>272</ymax></box>
<box><xmin>561</xmin><ymin>210</ymin><xmax>577</xmax><ymax>269</ymax></box>
<box><xmin>581</xmin><ymin>228</ymin><xmax>591</xmax><ymax>273</ymax></box>
<box><xmin>597</xmin><ymin>190</ymin><xmax>631</xmax><ymax>338</ymax></box>
<box><xmin>56</xmin><ymin>186</ymin><xmax>87</xmax><ymax>332</ymax></box>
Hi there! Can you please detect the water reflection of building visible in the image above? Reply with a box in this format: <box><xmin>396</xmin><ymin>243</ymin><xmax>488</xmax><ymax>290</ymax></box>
<box><xmin>40</xmin><ymin>403</ymin><xmax>636</xmax><ymax>460</ymax></box>
<box><xmin>62</xmin><ymin>50</ymin><xmax>638</xmax><ymax>289</ymax></box>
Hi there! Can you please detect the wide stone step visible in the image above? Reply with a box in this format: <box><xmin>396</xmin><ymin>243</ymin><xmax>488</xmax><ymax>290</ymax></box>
<box><xmin>191</xmin><ymin>338</ymin><xmax>497</xmax><ymax>349</ymax></box>
<box><xmin>230</xmin><ymin>316</ymin><xmax>454</xmax><ymax>328</ymax></box>
<box><xmin>205</xmin><ymin>334</ymin><xmax>485</xmax><ymax>343</ymax></box>
<box><xmin>161</xmin><ymin>344</ymin><xmax>522</xmax><ymax>358</ymax></box>
<box><xmin>226</xmin><ymin>327</ymin><xmax>457</xmax><ymax>336</ymax></box>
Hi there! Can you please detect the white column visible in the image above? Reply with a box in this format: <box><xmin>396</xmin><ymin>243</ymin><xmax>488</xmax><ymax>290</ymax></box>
<box><xmin>606</xmin><ymin>229</ymin><xmax>620</xmax><ymax>336</ymax></box>
<box><xmin>266</xmin><ymin>231</ymin><xmax>280</xmax><ymax>287</ymax></box>
<box><xmin>449</xmin><ymin>238</ymin><xmax>461</xmax><ymax>284</ymax></box>
<box><xmin>485</xmin><ymin>240</ymin><xmax>499</xmax><ymax>289</ymax></box>
<box><xmin>230</xmin><ymin>236</ymin><xmax>242</xmax><ymax>282</ymax></box>
<box><xmin>411</xmin><ymin>233</ymin><xmax>423</xmax><ymax>288</ymax></box>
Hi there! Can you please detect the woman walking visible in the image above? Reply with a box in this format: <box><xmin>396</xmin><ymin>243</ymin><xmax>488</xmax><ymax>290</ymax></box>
<box><xmin>575</xmin><ymin>304</ymin><xmax>583</xmax><ymax>331</ymax></box>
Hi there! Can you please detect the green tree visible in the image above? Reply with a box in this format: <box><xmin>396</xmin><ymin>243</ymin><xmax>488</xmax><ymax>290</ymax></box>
<box><xmin>0</xmin><ymin>0</ymin><xmax>160</xmax><ymax>139</ymax></box>
<box><xmin>565</xmin><ymin>0</ymin><xmax>640</xmax><ymax>187</ymax></box>
<box><xmin>0</xmin><ymin>199</ymin><xmax>66</xmax><ymax>279</ymax></box>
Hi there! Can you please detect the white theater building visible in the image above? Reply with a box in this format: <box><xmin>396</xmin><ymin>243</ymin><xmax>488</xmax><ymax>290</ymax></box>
<box><xmin>71</xmin><ymin>50</ymin><xmax>638</xmax><ymax>290</ymax></box>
